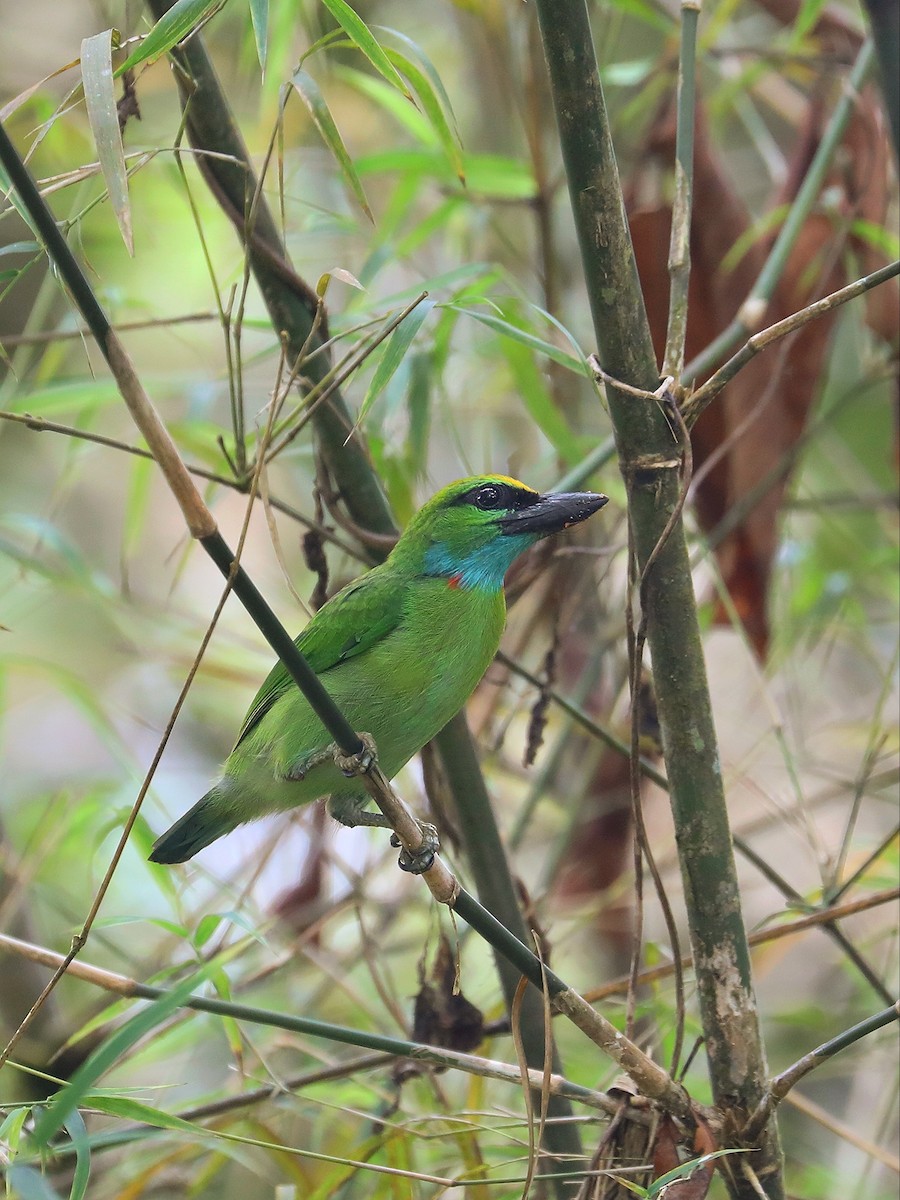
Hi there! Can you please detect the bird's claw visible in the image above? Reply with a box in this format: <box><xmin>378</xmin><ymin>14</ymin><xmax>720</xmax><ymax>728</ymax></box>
<box><xmin>391</xmin><ymin>823</ymin><xmax>440</xmax><ymax>874</ymax></box>
<box><xmin>333</xmin><ymin>732</ymin><xmax>378</xmax><ymax>778</ymax></box>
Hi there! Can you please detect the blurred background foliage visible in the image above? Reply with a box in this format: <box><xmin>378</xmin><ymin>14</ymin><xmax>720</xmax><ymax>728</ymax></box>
<box><xmin>0</xmin><ymin>0</ymin><xmax>897</xmax><ymax>1197</ymax></box>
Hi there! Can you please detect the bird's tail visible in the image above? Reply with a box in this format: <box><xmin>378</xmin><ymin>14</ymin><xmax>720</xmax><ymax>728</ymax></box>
<box><xmin>149</xmin><ymin>781</ymin><xmax>240</xmax><ymax>864</ymax></box>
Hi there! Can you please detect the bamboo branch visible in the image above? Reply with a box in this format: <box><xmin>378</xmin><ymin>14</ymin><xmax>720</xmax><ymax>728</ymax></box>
<box><xmin>683</xmin><ymin>40</ymin><xmax>876</xmax><ymax>383</ymax></box>
<box><xmin>663</xmin><ymin>0</ymin><xmax>701</xmax><ymax>381</ymax></box>
<box><xmin>0</xmin><ymin>930</ymin><xmax>636</xmax><ymax>1121</ymax></box>
<box><xmin>743</xmin><ymin>1002</ymin><xmax>900</xmax><ymax>1142</ymax></box>
<box><xmin>683</xmin><ymin>259</ymin><xmax>900</xmax><ymax>424</ymax></box>
<box><xmin>483</xmin><ymin>886</ymin><xmax>900</xmax><ymax>1037</ymax></box>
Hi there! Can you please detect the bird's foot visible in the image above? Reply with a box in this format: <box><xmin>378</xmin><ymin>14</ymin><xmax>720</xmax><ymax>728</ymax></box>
<box><xmin>285</xmin><ymin>745</ymin><xmax>334</xmax><ymax>781</ymax></box>
<box><xmin>333</xmin><ymin>732</ymin><xmax>378</xmax><ymax>778</ymax></box>
<box><xmin>391</xmin><ymin>823</ymin><xmax>440</xmax><ymax>874</ymax></box>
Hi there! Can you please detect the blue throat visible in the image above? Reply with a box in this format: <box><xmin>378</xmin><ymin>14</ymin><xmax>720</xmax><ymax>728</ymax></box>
<box><xmin>423</xmin><ymin>535</ymin><xmax>534</xmax><ymax>592</ymax></box>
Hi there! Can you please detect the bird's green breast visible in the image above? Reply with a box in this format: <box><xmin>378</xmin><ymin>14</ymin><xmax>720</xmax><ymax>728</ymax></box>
<box><xmin>223</xmin><ymin>575</ymin><xmax>505</xmax><ymax>814</ymax></box>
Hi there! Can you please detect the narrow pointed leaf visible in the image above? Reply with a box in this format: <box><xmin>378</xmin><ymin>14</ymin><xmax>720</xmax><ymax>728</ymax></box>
<box><xmin>384</xmin><ymin>48</ymin><xmax>464</xmax><ymax>182</ymax></box>
<box><xmin>81</xmin><ymin>1092</ymin><xmax>198</xmax><ymax>1134</ymax></box>
<box><xmin>249</xmin><ymin>0</ymin><xmax>269</xmax><ymax>71</ymax></box>
<box><xmin>375</xmin><ymin>28</ymin><xmax>463</xmax><ymax>180</ymax></box>
<box><xmin>116</xmin><ymin>0</ymin><xmax>222</xmax><ymax>76</ymax></box>
<box><xmin>290</xmin><ymin>68</ymin><xmax>372</xmax><ymax>222</ymax></box>
<box><xmin>499</xmin><ymin>338</ymin><xmax>582</xmax><ymax>462</ymax></box>
<box><xmin>5</xmin><ymin>1166</ymin><xmax>64</xmax><ymax>1200</ymax></box>
<box><xmin>62</xmin><ymin>1110</ymin><xmax>91</xmax><ymax>1200</ymax></box>
<box><xmin>337</xmin><ymin>66</ymin><xmax>433</xmax><ymax>145</ymax></box>
<box><xmin>451</xmin><ymin>305</ymin><xmax>588</xmax><ymax>374</ymax></box>
<box><xmin>319</xmin><ymin>0</ymin><xmax>412</xmax><ymax>98</ymax></box>
<box><xmin>358</xmin><ymin>298</ymin><xmax>434</xmax><ymax>426</ymax></box>
<box><xmin>82</xmin><ymin>29</ymin><xmax>133</xmax><ymax>253</ymax></box>
<box><xmin>31</xmin><ymin>969</ymin><xmax>208</xmax><ymax>1146</ymax></box>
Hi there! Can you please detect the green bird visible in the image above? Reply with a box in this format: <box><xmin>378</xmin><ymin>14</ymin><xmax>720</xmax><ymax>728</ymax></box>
<box><xmin>149</xmin><ymin>476</ymin><xmax>607</xmax><ymax>864</ymax></box>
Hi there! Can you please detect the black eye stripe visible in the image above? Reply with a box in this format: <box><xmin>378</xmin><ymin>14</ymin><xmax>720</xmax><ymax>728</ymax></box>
<box><xmin>456</xmin><ymin>482</ymin><xmax>540</xmax><ymax>511</ymax></box>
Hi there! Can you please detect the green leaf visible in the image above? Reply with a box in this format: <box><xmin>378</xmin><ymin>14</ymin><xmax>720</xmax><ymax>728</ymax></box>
<box><xmin>792</xmin><ymin>0</ymin><xmax>828</xmax><ymax>40</ymax></box>
<box><xmin>0</xmin><ymin>1105</ymin><xmax>31</xmax><ymax>1155</ymax></box>
<box><xmin>384</xmin><ymin>48</ymin><xmax>463</xmax><ymax>181</ymax></box>
<box><xmin>249</xmin><ymin>0</ymin><xmax>269</xmax><ymax>71</ymax></box>
<box><xmin>357</xmin><ymin>299</ymin><xmax>435</xmax><ymax>426</ymax></box>
<box><xmin>499</xmin><ymin>337</ymin><xmax>583</xmax><ymax>462</ymax></box>
<box><xmin>31</xmin><ymin>969</ymin><xmax>209</xmax><ymax>1146</ymax></box>
<box><xmin>463</xmin><ymin>154</ymin><xmax>536</xmax><ymax>200</ymax></box>
<box><xmin>337</xmin><ymin>67</ymin><xmax>433</xmax><ymax>146</ymax></box>
<box><xmin>62</xmin><ymin>1110</ymin><xmax>91</xmax><ymax>1200</ymax></box>
<box><xmin>648</xmin><ymin>1149</ymin><xmax>747</xmax><ymax>1196</ymax></box>
<box><xmin>850</xmin><ymin>218</ymin><xmax>900</xmax><ymax>259</ymax></box>
<box><xmin>602</xmin><ymin>0</ymin><xmax>671</xmax><ymax>30</ymax></box>
<box><xmin>0</xmin><ymin>241</ymin><xmax>40</xmax><ymax>258</ymax></box>
<box><xmin>290</xmin><ymin>68</ymin><xmax>373</xmax><ymax>222</ymax></box>
<box><xmin>81</xmin><ymin>1092</ymin><xmax>198</xmax><ymax>1135</ymax></box>
<box><xmin>122</xmin><ymin>454</ymin><xmax>154</xmax><ymax>558</ymax></box>
<box><xmin>374</xmin><ymin>28</ymin><xmax>463</xmax><ymax>181</ymax></box>
<box><xmin>6</xmin><ymin>1165</ymin><xmax>65</xmax><ymax>1200</ymax></box>
<box><xmin>449</xmin><ymin>304</ymin><xmax>588</xmax><ymax>374</ymax></box>
<box><xmin>319</xmin><ymin>0</ymin><xmax>411</xmax><ymax>98</ymax></box>
<box><xmin>116</xmin><ymin>0</ymin><xmax>223</xmax><ymax>76</ymax></box>
<box><xmin>81</xmin><ymin>29</ymin><xmax>132</xmax><ymax>254</ymax></box>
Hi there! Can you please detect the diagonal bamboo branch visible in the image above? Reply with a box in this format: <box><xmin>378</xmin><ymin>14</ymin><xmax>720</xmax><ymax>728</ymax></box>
<box><xmin>141</xmin><ymin>1</ymin><xmax>587</xmax><ymax>1178</ymax></box>
<box><xmin>743</xmin><ymin>1002</ymin><xmax>900</xmax><ymax>1142</ymax></box>
<box><xmin>0</xmin><ymin>52</ymin><xmax>691</xmax><ymax>1139</ymax></box>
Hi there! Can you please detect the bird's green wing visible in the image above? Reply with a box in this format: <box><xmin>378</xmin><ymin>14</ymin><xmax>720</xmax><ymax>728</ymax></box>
<box><xmin>232</xmin><ymin>568</ymin><xmax>404</xmax><ymax>749</ymax></box>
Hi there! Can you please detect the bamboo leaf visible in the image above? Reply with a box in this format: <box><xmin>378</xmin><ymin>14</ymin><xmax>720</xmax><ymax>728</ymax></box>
<box><xmin>81</xmin><ymin>1092</ymin><xmax>198</xmax><ymax>1135</ymax></box>
<box><xmin>248</xmin><ymin>0</ymin><xmax>269</xmax><ymax>71</ymax></box>
<box><xmin>319</xmin><ymin>0</ymin><xmax>412</xmax><ymax>98</ymax></box>
<box><xmin>31</xmin><ymin>970</ymin><xmax>209</xmax><ymax>1146</ymax></box>
<box><xmin>374</xmin><ymin>27</ymin><xmax>464</xmax><ymax>181</ymax></box>
<box><xmin>357</xmin><ymin>299</ymin><xmax>434</xmax><ymax>426</ymax></box>
<box><xmin>384</xmin><ymin>48</ymin><xmax>464</xmax><ymax>182</ymax></box>
<box><xmin>648</xmin><ymin>1149</ymin><xmax>747</xmax><ymax>1195</ymax></box>
<box><xmin>290</xmin><ymin>68</ymin><xmax>373</xmax><ymax>222</ymax></box>
<box><xmin>450</xmin><ymin>304</ymin><xmax>588</xmax><ymax>374</ymax></box>
<box><xmin>499</xmin><ymin>337</ymin><xmax>583</xmax><ymax>462</ymax></box>
<box><xmin>82</xmin><ymin>30</ymin><xmax>132</xmax><ymax>255</ymax></box>
<box><xmin>337</xmin><ymin>67</ymin><xmax>433</xmax><ymax>145</ymax></box>
<box><xmin>5</xmin><ymin>1165</ymin><xmax>64</xmax><ymax>1200</ymax></box>
<box><xmin>116</xmin><ymin>0</ymin><xmax>223</xmax><ymax>75</ymax></box>
<box><xmin>62</xmin><ymin>1110</ymin><xmax>91</xmax><ymax>1200</ymax></box>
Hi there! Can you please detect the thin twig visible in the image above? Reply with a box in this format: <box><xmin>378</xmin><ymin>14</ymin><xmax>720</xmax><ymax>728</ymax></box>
<box><xmin>0</xmin><ymin>408</ymin><xmax>368</xmax><ymax>561</ymax></box>
<box><xmin>736</xmin><ymin>839</ymin><xmax>896</xmax><ymax>1007</ymax></box>
<box><xmin>743</xmin><ymin>1002</ymin><xmax>900</xmax><ymax>1142</ymax></box>
<box><xmin>481</xmin><ymin>887</ymin><xmax>900</xmax><ymax>1032</ymax></box>
<box><xmin>0</xmin><ymin>311</ymin><xmax>217</xmax><ymax>346</ymax></box>
<box><xmin>683</xmin><ymin>259</ymin><xmax>900</xmax><ymax>423</ymax></box>
<box><xmin>662</xmin><ymin>0</ymin><xmax>700</xmax><ymax>380</ymax></box>
<box><xmin>682</xmin><ymin>40</ymin><xmax>877</xmax><ymax>383</ymax></box>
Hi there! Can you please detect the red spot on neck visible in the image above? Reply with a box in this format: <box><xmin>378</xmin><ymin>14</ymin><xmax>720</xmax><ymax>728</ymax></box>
<box><xmin>447</xmin><ymin>573</ymin><xmax>463</xmax><ymax>590</ymax></box>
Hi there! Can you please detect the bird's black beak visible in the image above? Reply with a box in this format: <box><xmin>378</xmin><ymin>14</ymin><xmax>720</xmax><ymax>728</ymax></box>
<box><xmin>497</xmin><ymin>491</ymin><xmax>608</xmax><ymax>536</ymax></box>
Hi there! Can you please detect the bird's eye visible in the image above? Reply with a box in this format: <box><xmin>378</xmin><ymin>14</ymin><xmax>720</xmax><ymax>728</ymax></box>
<box><xmin>473</xmin><ymin>485</ymin><xmax>503</xmax><ymax>510</ymax></box>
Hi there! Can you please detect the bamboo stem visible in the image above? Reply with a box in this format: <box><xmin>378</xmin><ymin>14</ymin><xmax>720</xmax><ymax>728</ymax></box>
<box><xmin>533</xmin><ymin>0</ymin><xmax>784</xmax><ymax>1192</ymax></box>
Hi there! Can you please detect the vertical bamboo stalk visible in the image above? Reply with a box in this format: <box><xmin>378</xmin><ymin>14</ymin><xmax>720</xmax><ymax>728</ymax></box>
<box><xmin>532</xmin><ymin>0</ymin><xmax>784</xmax><ymax>1194</ymax></box>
